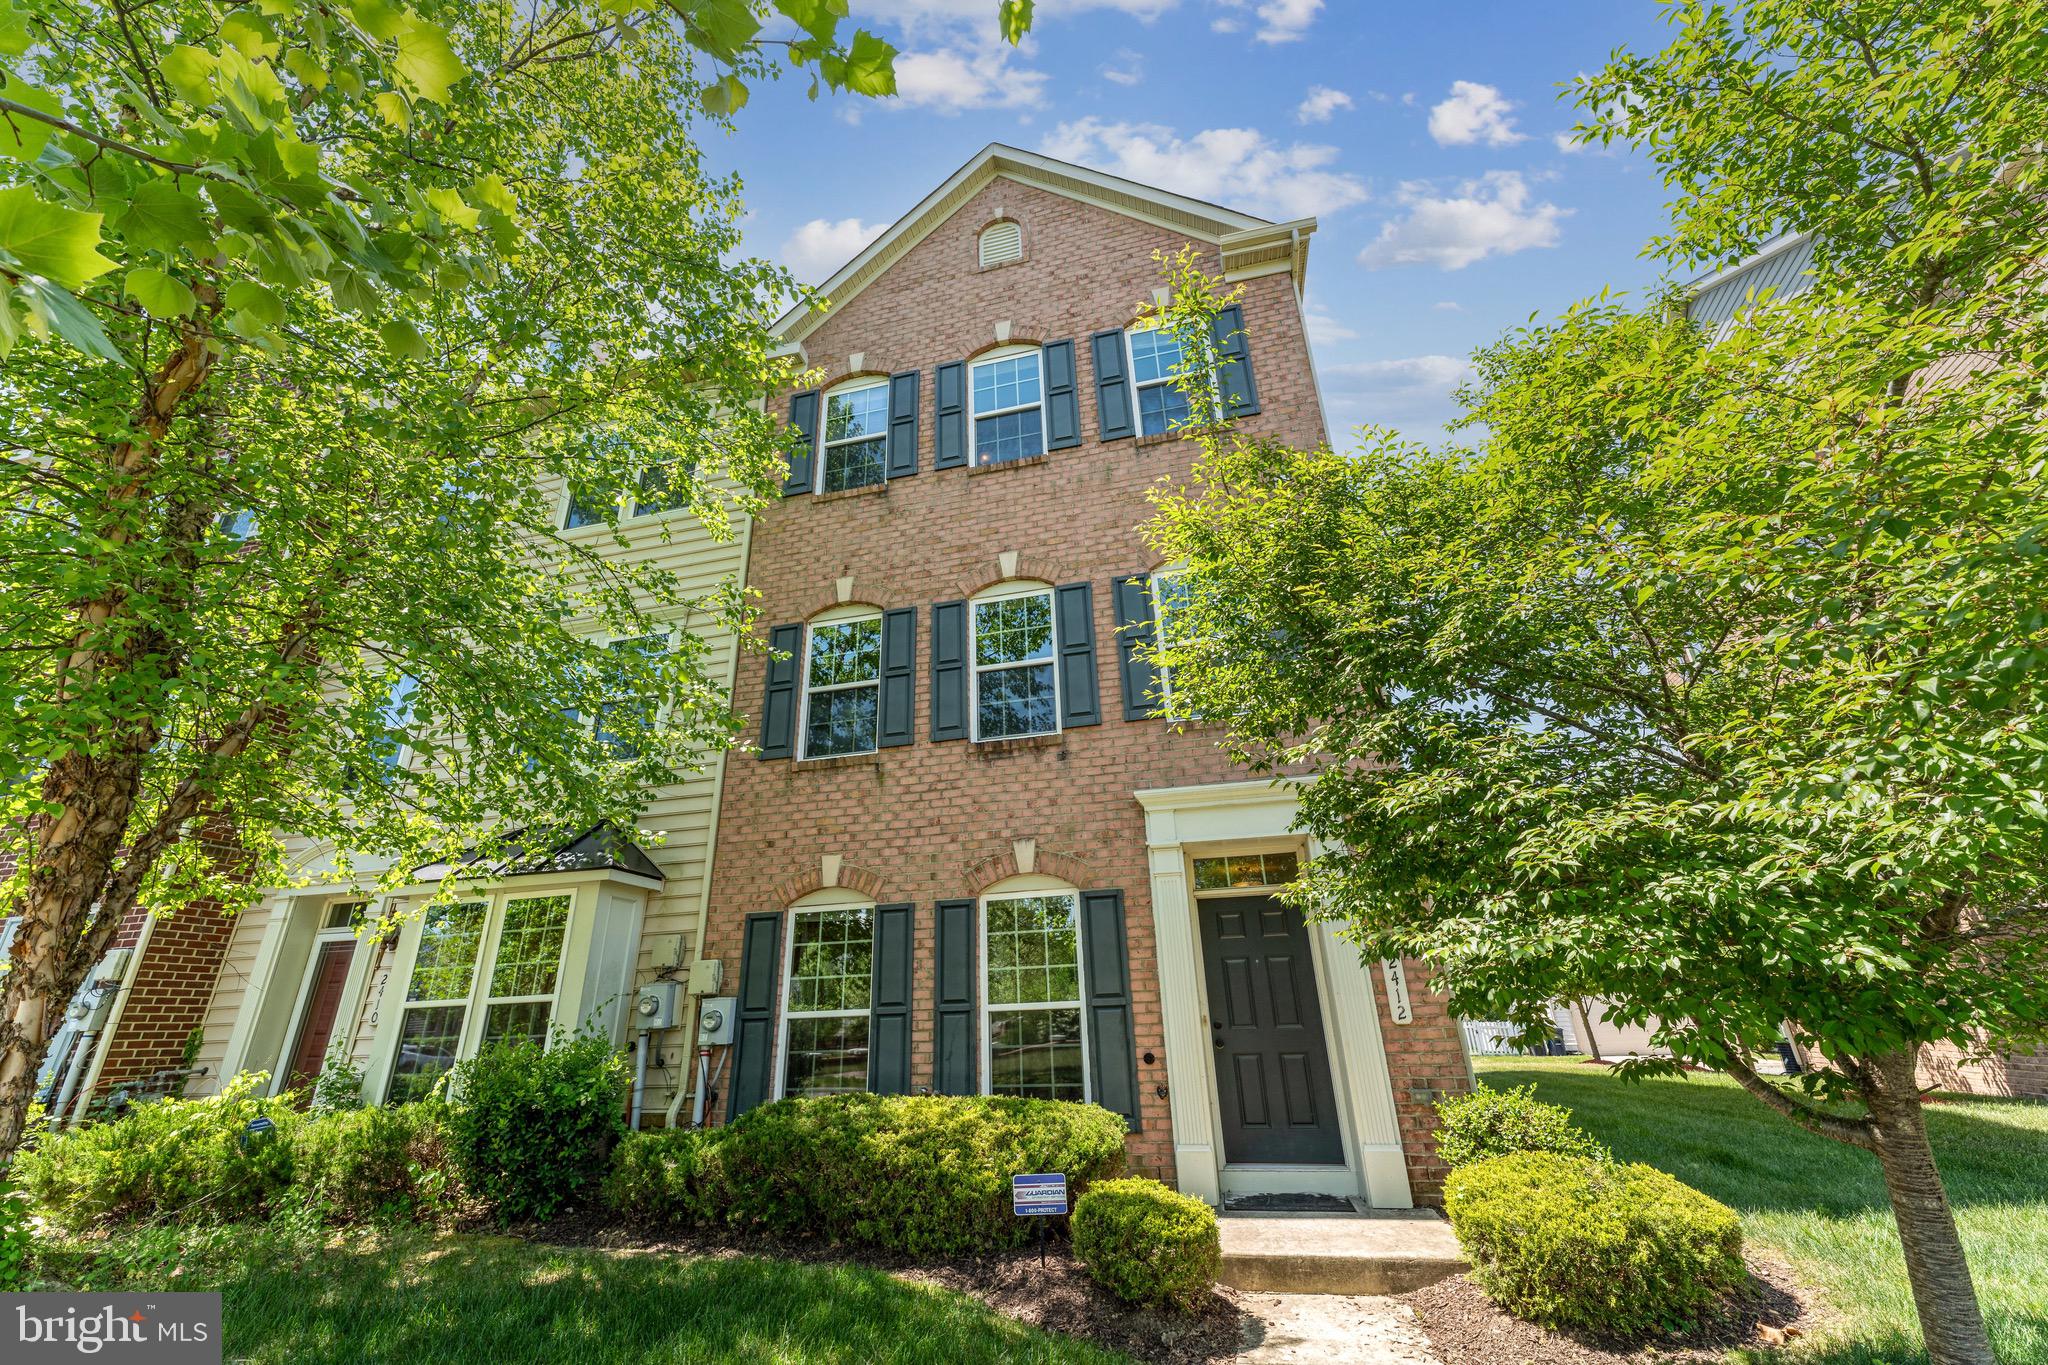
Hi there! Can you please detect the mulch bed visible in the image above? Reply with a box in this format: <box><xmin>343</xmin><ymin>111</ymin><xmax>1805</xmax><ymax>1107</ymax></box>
<box><xmin>1399</xmin><ymin>1257</ymin><xmax>1818</xmax><ymax>1365</ymax></box>
<box><xmin>529</xmin><ymin>1212</ymin><xmax>1253</xmax><ymax>1364</ymax></box>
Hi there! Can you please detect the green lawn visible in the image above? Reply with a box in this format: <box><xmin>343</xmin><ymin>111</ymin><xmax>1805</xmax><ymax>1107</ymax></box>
<box><xmin>1477</xmin><ymin>1057</ymin><xmax>2048</xmax><ymax>1365</ymax></box>
<box><xmin>37</xmin><ymin>1223</ymin><xmax>1127</xmax><ymax>1365</ymax></box>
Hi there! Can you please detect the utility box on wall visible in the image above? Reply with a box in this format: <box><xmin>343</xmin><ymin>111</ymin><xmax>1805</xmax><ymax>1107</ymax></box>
<box><xmin>695</xmin><ymin>996</ymin><xmax>736</xmax><ymax>1047</ymax></box>
<box><xmin>634</xmin><ymin>981</ymin><xmax>680</xmax><ymax>1031</ymax></box>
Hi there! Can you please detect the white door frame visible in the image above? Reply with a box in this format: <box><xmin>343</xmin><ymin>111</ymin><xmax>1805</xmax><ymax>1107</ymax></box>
<box><xmin>1136</xmin><ymin>779</ymin><xmax>1414</xmax><ymax>1209</ymax></box>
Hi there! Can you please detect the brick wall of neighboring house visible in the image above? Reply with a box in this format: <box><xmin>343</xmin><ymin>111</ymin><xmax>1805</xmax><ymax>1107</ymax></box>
<box><xmin>699</xmin><ymin>171</ymin><xmax>1466</xmax><ymax>1200</ymax></box>
<box><xmin>1918</xmin><ymin>1037</ymin><xmax>2048</xmax><ymax>1100</ymax></box>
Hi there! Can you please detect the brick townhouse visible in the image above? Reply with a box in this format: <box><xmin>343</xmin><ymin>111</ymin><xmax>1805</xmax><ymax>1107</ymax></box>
<box><xmin>695</xmin><ymin>144</ymin><xmax>1470</xmax><ymax>1208</ymax></box>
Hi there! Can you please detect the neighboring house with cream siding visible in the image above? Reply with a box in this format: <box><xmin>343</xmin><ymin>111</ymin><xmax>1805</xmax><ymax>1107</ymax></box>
<box><xmin>186</xmin><ymin>487</ymin><xmax>752</xmax><ymax>1124</ymax></box>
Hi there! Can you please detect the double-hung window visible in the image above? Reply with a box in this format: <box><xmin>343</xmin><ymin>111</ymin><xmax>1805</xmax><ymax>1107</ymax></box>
<box><xmin>384</xmin><ymin>891</ymin><xmax>572</xmax><ymax>1104</ymax></box>
<box><xmin>1149</xmin><ymin>567</ymin><xmax>1191</xmax><ymax>706</ymax></box>
<box><xmin>970</xmin><ymin>348</ymin><xmax>1044</xmax><ymax>466</ymax></box>
<box><xmin>819</xmin><ymin>381</ymin><xmax>888</xmax><ymax>493</ymax></box>
<box><xmin>780</xmin><ymin>902</ymin><xmax>874</xmax><ymax>1097</ymax></box>
<box><xmin>1128</xmin><ymin>323</ymin><xmax>1216</xmax><ymax>437</ymax></box>
<box><xmin>595</xmin><ymin>634</ymin><xmax>667</xmax><ymax>760</ymax></box>
<box><xmin>373</xmin><ymin>673</ymin><xmax>418</xmax><ymax>773</ymax></box>
<box><xmin>971</xmin><ymin>586</ymin><xmax>1057</xmax><ymax>740</ymax></box>
<box><xmin>801</xmin><ymin>612</ymin><xmax>882</xmax><ymax>758</ymax></box>
<box><xmin>983</xmin><ymin>891</ymin><xmax>1086</xmax><ymax>1102</ymax></box>
<box><xmin>564</xmin><ymin>461</ymin><xmax>692</xmax><ymax>527</ymax></box>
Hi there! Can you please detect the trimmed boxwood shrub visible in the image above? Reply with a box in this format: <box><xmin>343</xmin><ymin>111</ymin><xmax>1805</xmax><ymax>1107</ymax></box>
<box><xmin>1071</xmin><ymin>1177</ymin><xmax>1219</xmax><ymax>1310</ymax></box>
<box><xmin>15</xmin><ymin>1074</ymin><xmax>298</xmax><ymax>1229</ymax></box>
<box><xmin>603</xmin><ymin>1093</ymin><xmax>1128</xmax><ymax>1257</ymax></box>
<box><xmin>446</xmin><ymin>1032</ymin><xmax>629</xmax><ymax>1225</ymax></box>
<box><xmin>289</xmin><ymin>1098</ymin><xmax>460</xmax><ymax>1225</ymax></box>
<box><xmin>1433</xmin><ymin>1084</ymin><xmax>1610</xmax><ymax>1169</ymax></box>
<box><xmin>601</xmin><ymin>1125</ymin><xmax>726</xmax><ymax>1228</ymax></box>
<box><xmin>1445</xmin><ymin>1152</ymin><xmax>1745</xmax><ymax>1337</ymax></box>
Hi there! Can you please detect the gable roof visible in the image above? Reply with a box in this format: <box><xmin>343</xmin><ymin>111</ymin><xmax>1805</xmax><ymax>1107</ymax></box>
<box><xmin>771</xmin><ymin>143</ymin><xmax>1318</xmax><ymax>346</ymax></box>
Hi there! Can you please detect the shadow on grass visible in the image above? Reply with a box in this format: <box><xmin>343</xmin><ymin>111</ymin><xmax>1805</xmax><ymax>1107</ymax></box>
<box><xmin>167</xmin><ymin>1232</ymin><xmax>1122</xmax><ymax>1365</ymax></box>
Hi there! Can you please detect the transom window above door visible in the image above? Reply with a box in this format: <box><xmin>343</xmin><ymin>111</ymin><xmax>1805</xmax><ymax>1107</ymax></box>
<box><xmin>802</xmin><ymin>611</ymin><xmax>882</xmax><ymax>758</ymax></box>
<box><xmin>819</xmin><ymin>381</ymin><xmax>889</xmax><ymax>493</ymax></box>
<box><xmin>1192</xmin><ymin>850</ymin><xmax>1301</xmax><ymax>890</ymax></box>
<box><xmin>970</xmin><ymin>348</ymin><xmax>1045</xmax><ymax>466</ymax></box>
<box><xmin>971</xmin><ymin>586</ymin><xmax>1057</xmax><ymax>740</ymax></box>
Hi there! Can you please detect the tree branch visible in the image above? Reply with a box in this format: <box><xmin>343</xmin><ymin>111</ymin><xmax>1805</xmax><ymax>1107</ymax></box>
<box><xmin>1723</xmin><ymin>1049</ymin><xmax>1877</xmax><ymax>1151</ymax></box>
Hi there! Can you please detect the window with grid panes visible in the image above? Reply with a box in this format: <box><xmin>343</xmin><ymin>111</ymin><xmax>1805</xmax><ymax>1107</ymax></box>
<box><xmin>983</xmin><ymin>892</ymin><xmax>1086</xmax><ymax>1102</ymax></box>
<box><xmin>819</xmin><ymin>381</ymin><xmax>888</xmax><ymax>493</ymax></box>
<box><xmin>970</xmin><ymin>349</ymin><xmax>1045</xmax><ymax>465</ymax></box>
<box><xmin>1127</xmin><ymin>324</ymin><xmax>1217</xmax><ymax>437</ymax></box>
<box><xmin>801</xmin><ymin>614</ymin><xmax>881</xmax><ymax>758</ymax></box>
<box><xmin>480</xmin><ymin>894</ymin><xmax>570</xmax><ymax>1049</ymax></box>
<box><xmin>971</xmin><ymin>588</ymin><xmax>1057</xmax><ymax>739</ymax></box>
<box><xmin>387</xmin><ymin>899</ymin><xmax>487</xmax><ymax>1103</ymax></box>
<box><xmin>781</xmin><ymin>904</ymin><xmax>873</xmax><ymax>1097</ymax></box>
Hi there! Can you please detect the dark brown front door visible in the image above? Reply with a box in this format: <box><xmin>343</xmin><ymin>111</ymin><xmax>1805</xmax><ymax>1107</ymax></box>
<box><xmin>284</xmin><ymin>940</ymin><xmax>355</xmax><ymax>1091</ymax></box>
<box><xmin>1200</xmin><ymin>894</ymin><xmax>1344</xmax><ymax>1165</ymax></box>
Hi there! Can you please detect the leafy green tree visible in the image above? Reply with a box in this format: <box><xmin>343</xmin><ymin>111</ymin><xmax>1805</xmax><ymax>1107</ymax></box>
<box><xmin>1146</xmin><ymin>5</ymin><xmax>2047</xmax><ymax>1362</ymax></box>
<box><xmin>0</xmin><ymin>0</ymin><xmax>1028</xmax><ymax>1161</ymax></box>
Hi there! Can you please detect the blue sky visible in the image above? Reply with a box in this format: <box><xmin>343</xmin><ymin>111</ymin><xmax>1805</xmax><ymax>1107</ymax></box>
<box><xmin>702</xmin><ymin>1</ymin><xmax>1688</xmax><ymax>443</ymax></box>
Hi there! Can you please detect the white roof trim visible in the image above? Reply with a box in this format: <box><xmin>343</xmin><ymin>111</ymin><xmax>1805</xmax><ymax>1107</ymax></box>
<box><xmin>1685</xmin><ymin>231</ymin><xmax>1812</xmax><ymax>295</ymax></box>
<box><xmin>771</xmin><ymin>143</ymin><xmax>1299</xmax><ymax>343</ymax></box>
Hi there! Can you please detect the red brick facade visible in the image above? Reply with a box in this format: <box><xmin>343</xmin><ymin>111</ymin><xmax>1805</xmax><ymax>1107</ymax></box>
<box><xmin>698</xmin><ymin>169</ymin><xmax>1468</xmax><ymax>1201</ymax></box>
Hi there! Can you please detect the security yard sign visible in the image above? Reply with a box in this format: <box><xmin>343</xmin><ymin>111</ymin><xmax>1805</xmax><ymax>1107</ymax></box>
<box><xmin>1012</xmin><ymin>1173</ymin><xmax>1068</xmax><ymax>1216</ymax></box>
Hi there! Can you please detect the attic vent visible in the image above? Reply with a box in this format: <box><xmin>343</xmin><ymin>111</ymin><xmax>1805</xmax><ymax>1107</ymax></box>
<box><xmin>978</xmin><ymin>221</ymin><xmax>1022</xmax><ymax>268</ymax></box>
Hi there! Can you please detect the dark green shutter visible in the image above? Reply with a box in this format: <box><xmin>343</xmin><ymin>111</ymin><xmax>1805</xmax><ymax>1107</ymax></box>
<box><xmin>868</xmin><ymin>903</ymin><xmax>914</xmax><ymax>1095</ymax></box>
<box><xmin>1212</xmin><ymin>305</ymin><xmax>1261</xmax><ymax>417</ymax></box>
<box><xmin>1054</xmin><ymin>582</ymin><xmax>1101</xmax><ymax>728</ymax></box>
<box><xmin>934</xmin><ymin>361</ymin><xmax>967</xmax><ymax>468</ymax></box>
<box><xmin>934</xmin><ymin>898</ymin><xmax>977</xmax><ymax>1095</ymax></box>
<box><xmin>1079</xmin><ymin>889</ymin><xmax>1140</xmax><ymax>1131</ymax></box>
<box><xmin>1112</xmin><ymin>574</ymin><xmax>1162</xmax><ymax>721</ymax></box>
<box><xmin>730</xmin><ymin>911</ymin><xmax>782</xmax><ymax>1117</ymax></box>
<box><xmin>930</xmin><ymin>600</ymin><xmax>968</xmax><ymax>741</ymax></box>
<box><xmin>1090</xmin><ymin>329</ymin><xmax>1134</xmax><ymax>441</ymax></box>
<box><xmin>878</xmin><ymin>607</ymin><xmax>916</xmax><ymax>748</ymax></box>
<box><xmin>886</xmin><ymin>370</ymin><xmax>920</xmax><ymax>478</ymax></box>
<box><xmin>758</xmin><ymin>624</ymin><xmax>803</xmax><ymax>760</ymax></box>
<box><xmin>1043</xmin><ymin>340</ymin><xmax>1081</xmax><ymax>450</ymax></box>
<box><xmin>783</xmin><ymin>390</ymin><xmax>818</xmax><ymax>495</ymax></box>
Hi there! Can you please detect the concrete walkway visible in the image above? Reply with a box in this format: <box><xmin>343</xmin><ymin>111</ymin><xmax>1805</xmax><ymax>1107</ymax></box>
<box><xmin>1218</xmin><ymin>1211</ymin><xmax>1467</xmax><ymax>1296</ymax></box>
<box><xmin>1231</xmin><ymin>1291</ymin><xmax>1441</xmax><ymax>1364</ymax></box>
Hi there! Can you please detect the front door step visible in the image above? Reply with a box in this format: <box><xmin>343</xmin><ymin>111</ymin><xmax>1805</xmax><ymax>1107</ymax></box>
<box><xmin>1217</xmin><ymin>1212</ymin><xmax>1467</xmax><ymax>1296</ymax></box>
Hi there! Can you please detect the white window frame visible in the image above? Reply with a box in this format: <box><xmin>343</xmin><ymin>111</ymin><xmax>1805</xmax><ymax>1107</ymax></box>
<box><xmin>1125</xmin><ymin>320</ymin><xmax>1220</xmax><ymax>438</ymax></box>
<box><xmin>382</xmin><ymin>888</ymin><xmax>574</xmax><ymax>1103</ymax></box>
<box><xmin>816</xmin><ymin>377</ymin><xmax>891</xmax><ymax>495</ymax></box>
<box><xmin>559</xmin><ymin>459</ymin><xmax>694</xmax><ymax>530</ymax></box>
<box><xmin>591</xmin><ymin>629</ymin><xmax>675</xmax><ymax>759</ymax></box>
<box><xmin>978</xmin><ymin>879</ymin><xmax>1091</xmax><ymax>1104</ymax></box>
<box><xmin>775</xmin><ymin>891</ymin><xmax>876</xmax><ymax>1100</ymax></box>
<box><xmin>1148</xmin><ymin>565</ymin><xmax>1189</xmax><ymax>710</ymax></box>
<box><xmin>272</xmin><ymin>898</ymin><xmax>367</xmax><ymax>1096</ymax></box>
<box><xmin>968</xmin><ymin>345</ymin><xmax>1046</xmax><ymax>467</ymax></box>
<box><xmin>968</xmin><ymin>581</ymin><xmax>1060</xmax><ymax>743</ymax></box>
<box><xmin>373</xmin><ymin>673</ymin><xmax>418</xmax><ymax>775</ymax></box>
<box><xmin>799</xmin><ymin>607</ymin><xmax>883</xmax><ymax>760</ymax></box>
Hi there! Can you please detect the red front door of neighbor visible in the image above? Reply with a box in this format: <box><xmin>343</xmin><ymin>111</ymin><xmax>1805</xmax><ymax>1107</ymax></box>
<box><xmin>285</xmin><ymin>940</ymin><xmax>355</xmax><ymax>1091</ymax></box>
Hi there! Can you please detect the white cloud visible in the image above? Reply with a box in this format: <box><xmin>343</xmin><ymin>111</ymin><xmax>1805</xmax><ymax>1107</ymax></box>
<box><xmin>1101</xmin><ymin>49</ymin><xmax>1145</xmax><ymax>85</ymax></box>
<box><xmin>1321</xmin><ymin>354</ymin><xmax>1475</xmax><ymax>436</ymax></box>
<box><xmin>1210</xmin><ymin>0</ymin><xmax>1320</xmax><ymax>42</ymax></box>
<box><xmin>1433</xmin><ymin>300</ymin><xmax>1463</xmax><ymax>312</ymax></box>
<box><xmin>1040</xmin><ymin>118</ymin><xmax>1367</xmax><ymax>220</ymax></box>
<box><xmin>1358</xmin><ymin>171</ymin><xmax>1567</xmax><ymax>270</ymax></box>
<box><xmin>1302</xmin><ymin>301</ymin><xmax>1358</xmax><ymax>345</ymax></box>
<box><xmin>1427</xmin><ymin>80</ymin><xmax>1524</xmax><ymax>148</ymax></box>
<box><xmin>781</xmin><ymin>217</ymin><xmax>887</xmax><ymax>281</ymax></box>
<box><xmin>896</xmin><ymin>45</ymin><xmax>1049</xmax><ymax>112</ymax></box>
<box><xmin>1296</xmin><ymin>86</ymin><xmax>1354</xmax><ymax>125</ymax></box>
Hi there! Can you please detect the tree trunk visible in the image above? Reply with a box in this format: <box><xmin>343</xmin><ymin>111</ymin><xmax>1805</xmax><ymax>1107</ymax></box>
<box><xmin>1866</xmin><ymin>1049</ymin><xmax>1995</xmax><ymax>1365</ymax></box>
